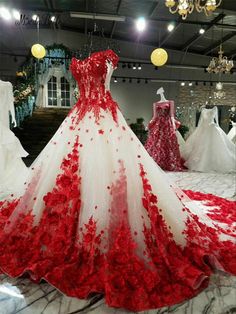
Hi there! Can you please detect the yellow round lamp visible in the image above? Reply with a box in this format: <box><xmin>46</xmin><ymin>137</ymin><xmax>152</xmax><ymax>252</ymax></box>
<box><xmin>31</xmin><ymin>44</ymin><xmax>46</xmax><ymax>59</ymax></box>
<box><xmin>151</xmin><ymin>48</ymin><xmax>168</xmax><ymax>67</ymax></box>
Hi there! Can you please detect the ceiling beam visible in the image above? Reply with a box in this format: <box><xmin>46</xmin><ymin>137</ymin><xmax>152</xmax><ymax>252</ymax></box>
<box><xmin>181</xmin><ymin>13</ymin><xmax>225</xmax><ymax>51</ymax></box>
<box><xmin>110</xmin><ymin>0</ymin><xmax>123</xmax><ymax>38</ymax></box>
<box><xmin>148</xmin><ymin>1</ymin><xmax>159</xmax><ymax>18</ymax></box>
<box><xmin>203</xmin><ymin>32</ymin><xmax>236</xmax><ymax>55</ymax></box>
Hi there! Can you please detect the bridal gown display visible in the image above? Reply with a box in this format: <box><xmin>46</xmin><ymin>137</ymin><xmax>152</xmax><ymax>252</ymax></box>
<box><xmin>145</xmin><ymin>100</ymin><xmax>184</xmax><ymax>171</ymax></box>
<box><xmin>0</xmin><ymin>80</ymin><xmax>28</xmax><ymax>193</ymax></box>
<box><xmin>228</xmin><ymin>121</ymin><xmax>236</xmax><ymax>144</ymax></box>
<box><xmin>0</xmin><ymin>50</ymin><xmax>235</xmax><ymax>311</ymax></box>
<box><xmin>183</xmin><ymin>106</ymin><xmax>236</xmax><ymax>173</ymax></box>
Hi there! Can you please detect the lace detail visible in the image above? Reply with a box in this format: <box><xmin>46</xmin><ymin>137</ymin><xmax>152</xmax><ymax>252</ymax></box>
<box><xmin>0</xmin><ymin>50</ymin><xmax>235</xmax><ymax>312</ymax></box>
<box><xmin>145</xmin><ymin>102</ymin><xmax>184</xmax><ymax>171</ymax></box>
<box><xmin>70</xmin><ymin>50</ymin><xmax>119</xmax><ymax>124</ymax></box>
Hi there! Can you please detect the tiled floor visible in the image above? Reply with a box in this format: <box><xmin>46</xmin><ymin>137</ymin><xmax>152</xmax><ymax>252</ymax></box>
<box><xmin>0</xmin><ymin>171</ymin><xmax>235</xmax><ymax>314</ymax></box>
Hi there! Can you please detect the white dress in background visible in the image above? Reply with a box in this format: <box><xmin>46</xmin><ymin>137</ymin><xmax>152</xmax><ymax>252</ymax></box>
<box><xmin>0</xmin><ymin>80</ymin><xmax>29</xmax><ymax>194</ymax></box>
<box><xmin>176</xmin><ymin>130</ymin><xmax>185</xmax><ymax>157</ymax></box>
<box><xmin>227</xmin><ymin>121</ymin><xmax>236</xmax><ymax>144</ymax></box>
<box><xmin>182</xmin><ymin>106</ymin><xmax>236</xmax><ymax>173</ymax></box>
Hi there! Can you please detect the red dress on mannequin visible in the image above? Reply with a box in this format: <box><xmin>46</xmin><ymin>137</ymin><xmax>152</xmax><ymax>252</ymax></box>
<box><xmin>145</xmin><ymin>100</ymin><xmax>184</xmax><ymax>171</ymax></box>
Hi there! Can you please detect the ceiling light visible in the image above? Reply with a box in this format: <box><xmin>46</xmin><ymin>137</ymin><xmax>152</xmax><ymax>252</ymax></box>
<box><xmin>136</xmin><ymin>17</ymin><xmax>146</xmax><ymax>32</ymax></box>
<box><xmin>122</xmin><ymin>63</ymin><xmax>126</xmax><ymax>68</ymax></box>
<box><xmin>138</xmin><ymin>64</ymin><xmax>142</xmax><ymax>70</ymax></box>
<box><xmin>129</xmin><ymin>78</ymin><xmax>132</xmax><ymax>83</ymax></box>
<box><xmin>122</xmin><ymin>78</ymin><xmax>126</xmax><ymax>83</ymax></box>
<box><xmin>199</xmin><ymin>28</ymin><xmax>205</xmax><ymax>34</ymax></box>
<box><xmin>70</xmin><ymin>12</ymin><xmax>126</xmax><ymax>22</ymax></box>
<box><xmin>50</xmin><ymin>16</ymin><xmax>56</xmax><ymax>22</ymax></box>
<box><xmin>133</xmin><ymin>64</ymin><xmax>136</xmax><ymax>70</ymax></box>
<box><xmin>167</xmin><ymin>23</ymin><xmax>175</xmax><ymax>32</ymax></box>
<box><xmin>189</xmin><ymin>82</ymin><xmax>193</xmax><ymax>86</ymax></box>
<box><xmin>181</xmin><ymin>82</ymin><xmax>185</xmax><ymax>86</ymax></box>
<box><xmin>114</xmin><ymin>78</ymin><xmax>118</xmax><ymax>83</ymax></box>
<box><xmin>137</xmin><ymin>78</ymin><xmax>141</xmax><ymax>83</ymax></box>
<box><xmin>0</xmin><ymin>7</ymin><xmax>12</xmax><ymax>20</ymax></box>
<box><xmin>12</xmin><ymin>9</ymin><xmax>20</xmax><ymax>21</ymax></box>
<box><xmin>32</xmin><ymin>14</ymin><xmax>39</xmax><ymax>21</ymax></box>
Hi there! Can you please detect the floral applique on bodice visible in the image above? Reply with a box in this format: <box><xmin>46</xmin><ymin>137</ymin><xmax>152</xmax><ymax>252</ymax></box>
<box><xmin>70</xmin><ymin>49</ymin><xmax>119</xmax><ymax>123</ymax></box>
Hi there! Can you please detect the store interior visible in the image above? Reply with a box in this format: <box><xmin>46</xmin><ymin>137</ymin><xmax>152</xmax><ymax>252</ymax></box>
<box><xmin>0</xmin><ymin>1</ymin><xmax>236</xmax><ymax>314</ymax></box>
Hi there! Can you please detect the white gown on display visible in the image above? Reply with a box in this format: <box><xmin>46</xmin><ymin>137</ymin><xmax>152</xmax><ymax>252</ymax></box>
<box><xmin>183</xmin><ymin>106</ymin><xmax>236</xmax><ymax>173</ymax></box>
<box><xmin>176</xmin><ymin>130</ymin><xmax>185</xmax><ymax>157</ymax></box>
<box><xmin>227</xmin><ymin>121</ymin><xmax>236</xmax><ymax>144</ymax></box>
<box><xmin>0</xmin><ymin>80</ymin><xmax>29</xmax><ymax>194</ymax></box>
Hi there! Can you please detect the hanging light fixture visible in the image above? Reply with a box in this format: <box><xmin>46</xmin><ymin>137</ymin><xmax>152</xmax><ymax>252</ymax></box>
<box><xmin>150</xmin><ymin>48</ymin><xmax>168</xmax><ymax>67</ymax></box>
<box><xmin>31</xmin><ymin>16</ymin><xmax>46</xmax><ymax>59</ymax></box>
<box><xmin>206</xmin><ymin>45</ymin><xmax>234</xmax><ymax>74</ymax></box>
<box><xmin>165</xmin><ymin>0</ymin><xmax>222</xmax><ymax>20</ymax></box>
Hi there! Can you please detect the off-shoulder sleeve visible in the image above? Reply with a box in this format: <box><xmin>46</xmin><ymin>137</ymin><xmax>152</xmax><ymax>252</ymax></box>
<box><xmin>105</xmin><ymin>50</ymin><xmax>119</xmax><ymax>68</ymax></box>
<box><xmin>70</xmin><ymin>57</ymin><xmax>80</xmax><ymax>81</ymax></box>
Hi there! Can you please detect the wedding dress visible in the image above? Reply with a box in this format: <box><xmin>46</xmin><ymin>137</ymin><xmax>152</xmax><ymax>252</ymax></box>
<box><xmin>0</xmin><ymin>80</ymin><xmax>28</xmax><ymax>193</ymax></box>
<box><xmin>0</xmin><ymin>51</ymin><xmax>235</xmax><ymax>311</ymax></box>
<box><xmin>145</xmin><ymin>101</ymin><xmax>184</xmax><ymax>171</ymax></box>
<box><xmin>228</xmin><ymin>121</ymin><xmax>236</xmax><ymax>144</ymax></box>
<box><xmin>176</xmin><ymin>130</ymin><xmax>185</xmax><ymax>157</ymax></box>
<box><xmin>183</xmin><ymin>106</ymin><xmax>236</xmax><ymax>173</ymax></box>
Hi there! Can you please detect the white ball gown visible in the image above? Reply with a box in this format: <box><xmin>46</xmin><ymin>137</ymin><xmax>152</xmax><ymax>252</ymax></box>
<box><xmin>228</xmin><ymin>121</ymin><xmax>236</xmax><ymax>144</ymax></box>
<box><xmin>0</xmin><ymin>80</ymin><xmax>29</xmax><ymax>194</ymax></box>
<box><xmin>183</xmin><ymin>106</ymin><xmax>236</xmax><ymax>173</ymax></box>
<box><xmin>0</xmin><ymin>51</ymin><xmax>235</xmax><ymax>311</ymax></box>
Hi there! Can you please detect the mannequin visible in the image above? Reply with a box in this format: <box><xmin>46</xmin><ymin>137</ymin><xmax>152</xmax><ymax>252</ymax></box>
<box><xmin>145</xmin><ymin>88</ymin><xmax>184</xmax><ymax>171</ymax></box>
<box><xmin>0</xmin><ymin>80</ymin><xmax>29</xmax><ymax>195</ymax></box>
<box><xmin>0</xmin><ymin>80</ymin><xmax>17</xmax><ymax>128</ymax></box>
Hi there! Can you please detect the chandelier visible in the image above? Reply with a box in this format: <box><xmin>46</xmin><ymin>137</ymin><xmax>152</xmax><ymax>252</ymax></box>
<box><xmin>206</xmin><ymin>45</ymin><xmax>234</xmax><ymax>74</ymax></box>
<box><xmin>165</xmin><ymin>0</ymin><xmax>222</xmax><ymax>19</ymax></box>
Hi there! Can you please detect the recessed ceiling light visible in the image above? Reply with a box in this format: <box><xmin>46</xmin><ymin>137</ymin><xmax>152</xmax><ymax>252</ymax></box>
<box><xmin>50</xmin><ymin>16</ymin><xmax>56</xmax><ymax>22</ymax></box>
<box><xmin>181</xmin><ymin>82</ymin><xmax>185</xmax><ymax>86</ymax></box>
<box><xmin>0</xmin><ymin>7</ymin><xmax>12</xmax><ymax>20</ymax></box>
<box><xmin>199</xmin><ymin>28</ymin><xmax>205</xmax><ymax>34</ymax></box>
<box><xmin>32</xmin><ymin>14</ymin><xmax>39</xmax><ymax>21</ymax></box>
<box><xmin>136</xmin><ymin>17</ymin><xmax>146</xmax><ymax>32</ymax></box>
<box><xmin>189</xmin><ymin>82</ymin><xmax>193</xmax><ymax>86</ymax></box>
<box><xmin>167</xmin><ymin>23</ymin><xmax>175</xmax><ymax>32</ymax></box>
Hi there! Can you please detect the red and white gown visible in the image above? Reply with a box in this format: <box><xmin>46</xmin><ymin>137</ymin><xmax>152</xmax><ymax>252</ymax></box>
<box><xmin>0</xmin><ymin>50</ymin><xmax>235</xmax><ymax>312</ymax></box>
<box><xmin>145</xmin><ymin>101</ymin><xmax>184</xmax><ymax>171</ymax></box>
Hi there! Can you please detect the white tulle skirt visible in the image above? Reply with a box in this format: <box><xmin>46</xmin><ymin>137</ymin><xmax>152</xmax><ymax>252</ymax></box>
<box><xmin>0</xmin><ymin>107</ymin><xmax>235</xmax><ymax>311</ymax></box>
<box><xmin>182</xmin><ymin>123</ymin><xmax>236</xmax><ymax>173</ymax></box>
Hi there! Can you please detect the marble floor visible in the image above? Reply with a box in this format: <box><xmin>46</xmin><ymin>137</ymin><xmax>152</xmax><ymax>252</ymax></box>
<box><xmin>0</xmin><ymin>171</ymin><xmax>235</xmax><ymax>314</ymax></box>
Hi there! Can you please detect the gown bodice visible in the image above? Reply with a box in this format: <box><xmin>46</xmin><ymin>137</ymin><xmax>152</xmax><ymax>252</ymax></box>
<box><xmin>70</xmin><ymin>49</ymin><xmax>119</xmax><ymax>99</ymax></box>
<box><xmin>70</xmin><ymin>49</ymin><xmax>119</xmax><ymax>123</ymax></box>
<box><xmin>153</xmin><ymin>101</ymin><xmax>173</xmax><ymax>118</ymax></box>
<box><xmin>200</xmin><ymin>107</ymin><xmax>218</xmax><ymax>125</ymax></box>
